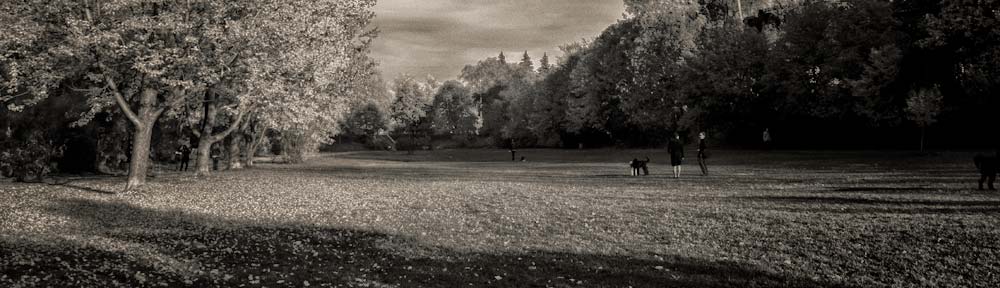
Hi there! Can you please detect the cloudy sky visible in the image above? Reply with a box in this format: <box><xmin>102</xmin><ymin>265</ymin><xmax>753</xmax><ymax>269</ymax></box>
<box><xmin>371</xmin><ymin>0</ymin><xmax>626</xmax><ymax>81</ymax></box>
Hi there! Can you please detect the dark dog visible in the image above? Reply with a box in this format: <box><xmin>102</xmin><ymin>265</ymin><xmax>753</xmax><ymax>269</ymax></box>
<box><xmin>975</xmin><ymin>155</ymin><xmax>997</xmax><ymax>190</ymax></box>
<box><xmin>630</xmin><ymin>157</ymin><xmax>650</xmax><ymax>176</ymax></box>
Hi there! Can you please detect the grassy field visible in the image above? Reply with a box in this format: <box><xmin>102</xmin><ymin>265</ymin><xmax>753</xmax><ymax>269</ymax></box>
<box><xmin>1</xmin><ymin>149</ymin><xmax>998</xmax><ymax>287</ymax></box>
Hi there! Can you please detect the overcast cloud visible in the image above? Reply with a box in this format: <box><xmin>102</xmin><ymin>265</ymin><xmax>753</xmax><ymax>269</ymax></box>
<box><xmin>372</xmin><ymin>0</ymin><xmax>625</xmax><ymax>81</ymax></box>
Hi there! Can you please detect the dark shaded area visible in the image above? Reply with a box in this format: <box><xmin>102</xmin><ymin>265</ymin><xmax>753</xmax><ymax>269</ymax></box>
<box><xmin>0</xmin><ymin>198</ymin><xmax>840</xmax><ymax>287</ymax></box>
<box><xmin>832</xmin><ymin>187</ymin><xmax>934</xmax><ymax>192</ymax></box>
<box><xmin>49</xmin><ymin>181</ymin><xmax>117</xmax><ymax>195</ymax></box>
<box><xmin>736</xmin><ymin>195</ymin><xmax>1000</xmax><ymax>214</ymax></box>
<box><xmin>739</xmin><ymin>195</ymin><xmax>1000</xmax><ymax>206</ymax></box>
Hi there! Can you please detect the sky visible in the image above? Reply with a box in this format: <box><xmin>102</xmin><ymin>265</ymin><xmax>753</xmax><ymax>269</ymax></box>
<box><xmin>371</xmin><ymin>0</ymin><xmax>626</xmax><ymax>81</ymax></box>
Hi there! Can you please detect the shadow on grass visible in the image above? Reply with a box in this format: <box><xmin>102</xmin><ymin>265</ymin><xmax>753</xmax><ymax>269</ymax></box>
<box><xmin>0</xmin><ymin>198</ymin><xmax>840</xmax><ymax>288</ymax></box>
<box><xmin>737</xmin><ymin>196</ymin><xmax>1000</xmax><ymax>214</ymax></box>
<box><xmin>832</xmin><ymin>187</ymin><xmax>933</xmax><ymax>192</ymax></box>
<box><xmin>48</xmin><ymin>181</ymin><xmax>117</xmax><ymax>195</ymax></box>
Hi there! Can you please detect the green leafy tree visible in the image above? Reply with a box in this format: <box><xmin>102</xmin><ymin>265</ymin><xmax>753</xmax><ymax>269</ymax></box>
<box><xmin>429</xmin><ymin>81</ymin><xmax>478</xmax><ymax>137</ymax></box>
<box><xmin>459</xmin><ymin>55</ymin><xmax>518</xmax><ymax>141</ymax></box>
<box><xmin>389</xmin><ymin>74</ymin><xmax>433</xmax><ymax>152</ymax></box>
<box><xmin>905</xmin><ymin>86</ymin><xmax>943</xmax><ymax>152</ymax></box>
<box><xmin>1</xmin><ymin>0</ymin><xmax>377</xmax><ymax>188</ymax></box>
<box><xmin>343</xmin><ymin>102</ymin><xmax>389</xmax><ymax>146</ymax></box>
<box><xmin>538</xmin><ymin>53</ymin><xmax>552</xmax><ymax>75</ymax></box>
<box><xmin>519</xmin><ymin>51</ymin><xmax>534</xmax><ymax>74</ymax></box>
<box><xmin>682</xmin><ymin>25</ymin><xmax>773</xmax><ymax>137</ymax></box>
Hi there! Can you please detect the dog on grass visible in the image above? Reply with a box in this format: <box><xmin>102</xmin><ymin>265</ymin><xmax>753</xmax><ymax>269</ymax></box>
<box><xmin>975</xmin><ymin>154</ymin><xmax>997</xmax><ymax>190</ymax></box>
<box><xmin>630</xmin><ymin>157</ymin><xmax>650</xmax><ymax>176</ymax></box>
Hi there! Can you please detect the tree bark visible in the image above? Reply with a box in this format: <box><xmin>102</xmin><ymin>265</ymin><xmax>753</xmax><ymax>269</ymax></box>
<box><xmin>124</xmin><ymin>88</ymin><xmax>162</xmax><ymax>191</ymax></box>
<box><xmin>194</xmin><ymin>88</ymin><xmax>246</xmax><ymax>175</ymax></box>
<box><xmin>244</xmin><ymin>125</ymin><xmax>265</xmax><ymax>168</ymax></box>
<box><xmin>195</xmin><ymin>90</ymin><xmax>218</xmax><ymax>176</ymax></box>
<box><xmin>126</xmin><ymin>119</ymin><xmax>154</xmax><ymax>189</ymax></box>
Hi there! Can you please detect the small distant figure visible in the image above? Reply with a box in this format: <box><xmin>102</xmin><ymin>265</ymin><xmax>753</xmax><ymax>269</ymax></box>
<box><xmin>509</xmin><ymin>139</ymin><xmax>517</xmax><ymax>161</ymax></box>
<box><xmin>176</xmin><ymin>144</ymin><xmax>191</xmax><ymax>171</ymax></box>
<box><xmin>697</xmin><ymin>132</ymin><xmax>708</xmax><ymax>176</ymax></box>
<box><xmin>762</xmin><ymin>128</ymin><xmax>772</xmax><ymax>150</ymax></box>
<box><xmin>520</xmin><ymin>156</ymin><xmax>526</xmax><ymax>162</ymax></box>
<box><xmin>975</xmin><ymin>154</ymin><xmax>998</xmax><ymax>190</ymax></box>
<box><xmin>630</xmin><ymin>157</ymin><xmax>650</xmax><ymax>176</ymax></box>
<box><xmin>668</xmin><ymin>133</ymin><xmax>684</xmax><ymax>178</ymax></box>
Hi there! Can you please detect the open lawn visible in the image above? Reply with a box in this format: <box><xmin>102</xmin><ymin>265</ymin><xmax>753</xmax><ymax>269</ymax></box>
<box><xmin>1</xmin><ymin>149</ymin><xmax>998</xmax><ymax>287</ymax></box>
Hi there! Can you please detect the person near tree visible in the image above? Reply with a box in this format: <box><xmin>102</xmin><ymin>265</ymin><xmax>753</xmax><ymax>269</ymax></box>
<box><xmin>176</xmin><ymin>143</ymin><xmax>192</xmax><ymax>171</ymax></box>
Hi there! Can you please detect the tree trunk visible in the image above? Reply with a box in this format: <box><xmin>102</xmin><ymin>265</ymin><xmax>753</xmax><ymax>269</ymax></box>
<box><xmin>126</xmin><ymin>122</ymin><xmax>154</xmax><ymax>189</ymax></box>
<box><xmin>124</xmin><ymin>88</ymin><xmax>160</xmax><ymax>191</ymax></box>
<box><xmin>195</xmin><ymin>90</ymin><xmax>218</xmax><ymax>176</ymax></box>
<box><xmin>194</xmin><ymin>88</ymin><xmax>245</xmax><ymax>175</ymax></box>
<box><xmin>244</xmin><ymin>126</ymin><xmax>265</xmax><ymax>168</ymax></box>
<box><xmin>227</xmin><ymin>134</ymin><xmax>242</xmax><ymax>169</ymax></box>
<box><xmin>919</xmin><ymin>127</ymin><xmax>926</xmax><ymax>153</ymax></box>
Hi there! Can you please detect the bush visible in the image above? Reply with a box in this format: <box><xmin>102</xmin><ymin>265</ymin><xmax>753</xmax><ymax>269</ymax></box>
<box><xmin>0</xmin><ymin>131</ymin><xmax>65</xmax><ymax>182</ymax></box>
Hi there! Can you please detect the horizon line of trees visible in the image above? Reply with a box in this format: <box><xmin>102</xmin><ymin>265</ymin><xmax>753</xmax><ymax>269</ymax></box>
<box><xmin>339</xmin><ymin>0</ymin><xmax>997</xmax><ymax>152</ymax></box>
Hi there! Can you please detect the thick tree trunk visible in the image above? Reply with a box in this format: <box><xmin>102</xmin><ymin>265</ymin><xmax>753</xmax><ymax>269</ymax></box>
<box><xmin>195</xmin><ymin>90</ymin><xmax>218</xmax><ymax>176</ymax></box>
<box><xmin>124</xmin><ymin>88</ymin><xmax>161</xmax><ymax>191</ymax></box>
<box><xmin>126</xmin><ymin>123</ymin><xmax>154</xmax><ymax>189</ymax></box>
<box><xmin>195</xmin><ymin>140</ymin><xmax>213</xmax><ymax>175</ymax></box>
<box><xmin>194</xmin><ymin>88</ymin><xmax>245</xmax><ymax>175</ymax></box>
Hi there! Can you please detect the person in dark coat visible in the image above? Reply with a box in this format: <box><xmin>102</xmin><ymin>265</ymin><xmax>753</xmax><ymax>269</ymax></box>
<box><xmin>697</xmin><ymin>132</ymin><xmax>708</xmax><ymax>176</ymax></box>
<box><xmin>668</xmin><ymin>133</ymin><xmax>684</xmax><ymax>178</ymax></box>
<box><xmin>976</xmin><ymin>152</ymin><xmax>998</xmax><ymax>190</ymax></box>
<box><xmin>176</xmin><ymin>144</ymin><xmax>191</xmax><ymax>171</ymax></box>
<box><xmin>762</xmin><ymin>128</ymin><xmax>772</xmax><ymax>150</ymax></box>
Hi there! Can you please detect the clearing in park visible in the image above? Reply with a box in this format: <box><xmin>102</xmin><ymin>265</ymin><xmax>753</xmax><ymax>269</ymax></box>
<box><xmin>1</xmin><ymin>149</ymin><xmax>997</xmax><ymax>287</ymax></box>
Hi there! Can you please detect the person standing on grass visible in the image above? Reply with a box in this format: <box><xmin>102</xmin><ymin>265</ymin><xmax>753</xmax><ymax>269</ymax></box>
<box><xmin>176</xmin><ymin>144</ymin><xmax>191</xmax><ymax>171</ymax></box>
<box><xmin>762</xmin><ymin>128</ymin><xmax>772</xmax><ymax>150</ymax></box>
<box><xmin>697</xmin><ymin>132</ymin><xmax>708</xmax><ymax>176</ymax></box>
<box><xmin>668</xmin><ymin>133</ymin><xmax>684</xmax><ymax>178</ymax></box>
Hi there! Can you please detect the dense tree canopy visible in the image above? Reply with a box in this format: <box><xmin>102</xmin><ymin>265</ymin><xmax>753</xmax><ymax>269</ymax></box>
<box><xmin>1</xmin><ymin>0</ymin><xmax>378</xmax><ymax>185</ymax></box>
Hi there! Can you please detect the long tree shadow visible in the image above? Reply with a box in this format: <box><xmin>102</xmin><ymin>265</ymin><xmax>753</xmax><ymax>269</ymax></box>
<box><xmin>1</xmin><ymin>198</ymin><xmax>843</xmax><ymax>287</ymax></box>
<box><xmin>48</xmin><ymin>181</ymin><xmax>117</xmax><ymax>195</ymax></box>
<box><xmin>735</xmin><ymin>195</ymin><xmax>1000</xmax><ymax>214</ymax></box>
<box><xmin>738</xmin><ymin>196</ymin><xmax>1000</xmax><ymax>206</ymax></box>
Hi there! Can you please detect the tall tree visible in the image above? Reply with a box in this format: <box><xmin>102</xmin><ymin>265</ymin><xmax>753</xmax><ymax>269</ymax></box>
<box><xmin>905</xmin><ymin>85</ymin><xmax>943</xmax><ymax>152</ymax></box>
<box><xmin>389</xmin><ymin>74</ymin><xmax>433</xmax><ymax>152</ymax></box>
<box><xmin>429</xmin><ymin>81</ymin><xmax>478</xmax><ymax>136</ymax></box>
<box><xmin>538</xmin><ymin>53</ymin><xmax>552</xmax><ymax>74</ymax></box>
<box><xmin>519</xmin><ymin>51</ymin><xmax>534</xmax><ymax>73</ymax></box>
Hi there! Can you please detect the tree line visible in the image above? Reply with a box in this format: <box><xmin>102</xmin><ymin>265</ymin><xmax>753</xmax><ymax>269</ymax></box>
<box><xmin>340</xmin><ymin>0</ymin><xmax>997</xmax><ymax>152</ymax></box>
